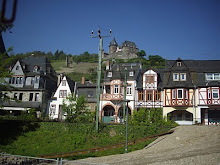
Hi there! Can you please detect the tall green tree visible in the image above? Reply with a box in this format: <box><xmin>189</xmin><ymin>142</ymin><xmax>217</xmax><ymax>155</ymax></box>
<box><xmin>63</xmin><ymin>94</ymin><xmax>93</xmax><ymax>123</ymax></box>
<box><xmin>137</xmin><ymin>50</ymin><xmax>146</xmax><ymax>58</ymax></box>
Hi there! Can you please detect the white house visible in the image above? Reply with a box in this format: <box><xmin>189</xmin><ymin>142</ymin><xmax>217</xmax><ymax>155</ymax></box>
<box><xmin>48</xmin><ymin>75</ymin><xmax>76</xmax><ymax>120</ymax></box>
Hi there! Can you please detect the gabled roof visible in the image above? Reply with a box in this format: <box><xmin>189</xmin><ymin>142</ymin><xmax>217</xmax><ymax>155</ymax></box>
<box><xmin>164</xmin><ymin>59</ymin><xmax>220</xmax><ymax>88</ymax></box>
<box><xmin>105</xmin><ymin>63</ymin><xmax>142</xmax><ymax>81</ymax></box>
<box><xmin>109</xmin><ymin>37</ymin><xmax>118</xmax><ymax>46</ymax></box>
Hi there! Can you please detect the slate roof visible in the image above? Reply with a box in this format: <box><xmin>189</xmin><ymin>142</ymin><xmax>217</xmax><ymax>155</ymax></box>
<box><xmin>104</xmin><ymin>63</ymin><xmax>142</xmax><ymax>82</ymax></box>
<box><xmin>66</xmin><ymin>76</ymin><xmax>75</xmax><ymax>93</ymax></box>
<box><xmin>121</xmin><ymin>41</ymin><xmax>138</xmax><ymax>48</ymax></box>
<box><xmin>109</xmin><ymin>37</ymin><xmax>118</xmax><ymax>46</ymax></box>
<box><xmin>164</xmin><ymin>59</ymin><xmax>220</xmax><ymax>88</ymax></box>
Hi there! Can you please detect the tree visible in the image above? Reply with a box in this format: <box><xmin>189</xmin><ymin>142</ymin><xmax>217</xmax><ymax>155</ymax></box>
<box><xmin>0</xmin><ymin>48</ymin><xmax>15</xmax><ymax>107</ymax></box>
<box><xmin>63</xmin><ymin>94</ymin><xmax>94</xmax><ymax>123</ymax></box>
<box><xmin>137</xmin><ymin>50</ymin><xmax>146</xmax><ymax>58</ymax></box>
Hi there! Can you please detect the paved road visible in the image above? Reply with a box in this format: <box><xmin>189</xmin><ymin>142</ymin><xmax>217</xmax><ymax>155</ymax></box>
<box><xmin>66</xmin><ymin>125</ymin><xmax>220</xmax><ymax>165</ymax></box>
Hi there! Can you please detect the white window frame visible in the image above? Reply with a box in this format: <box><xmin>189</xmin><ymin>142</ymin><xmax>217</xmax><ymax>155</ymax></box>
<box><xmin>206</xmin><ymin>73</ymin><xmax>220</xmax><ymax>80</ymax></box>
<box><xmin>172</xmin><ymin>89</ymin><xmax>176</xmax><ymax>99</ymax></box>
<box><xmin>50</xmin><ymin>104</ymin><xmax>56</xmax><ymax>115</ymax></box>
<box><xmin>107</xmin><ymin>72</ymin><xmax>112</xmax><ymax>77</ymax></box>
<box><xmin>177</xmin><ymin>62</ymin><xmax>181</xmax><ymax>66</ymax></box>
<box><xmin>177</xmin><ymin>89</ymin><xmax>183</xmax><ymax>99</ymax></box>
<box><xmin>129</xmin><ymin>71</ymin><xmax>134</xmax><ymax>77</ymax></box>
<box><xmin>212</xmin><ymin>89</ymin><xmax>219</xmax><ymax>99</ymax></box>
<box><xmin>114</xmin><ymin>85</ymin><xmax>119</xmax><ymax>94</ymax></box>
<box><xmin>180</xmin><ymin>73</ymin><xmax>186</xmax><ymax>81</ymax></box>
<box><xmin>173</xmin><ymin>73</ymin><xmax>179</xmax><ymax>81</ymax></box>
<box><xmin>62</xmin><ymin>80</ymin><xmax>66</xmax><ymax>86</ymax></box>
<box><xmin>127</xmin><ymin>85</ymin><xmax>132</xmax><ymax>95</ymax></box>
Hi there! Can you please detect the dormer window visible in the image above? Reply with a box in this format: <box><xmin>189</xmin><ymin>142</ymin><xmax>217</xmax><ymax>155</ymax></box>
<box><xmin>107</xmin><ymin>72</ymin><xmax>112</xmax><ymax>77</ymax></box>
<box><xmin>34</xmin><ymin>65</ymin><xmax>39</xmax><ymax>72</ymax></box>
<box><xmin>129</xmin><ymin>71</ymin><xmax>134</xmax><ymax>77</ymax></box>
<box><xmin>177</xmin><ymin>62</ymin><xmax>181</xmax><ymax>66</ymax></box>
<box><xmin>206</xmin><ymin>73</ymin><xmax>220</xmax><ymax>80</ymax></box>
<box><xmin>180</xmin><ymin>73</ymin><xmax>186</xmax><ymax>81</ymax></box>
<box><xmin>173</xmin><ymin>73</ymin><xmax>179</xmax><ymax>81</ymax></box>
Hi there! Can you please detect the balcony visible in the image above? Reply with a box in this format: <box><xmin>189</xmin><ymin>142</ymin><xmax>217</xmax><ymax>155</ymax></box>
<box><xmin>101</xmin><ymin>93</ymin><xmax>124</xmax><ymax>101</ymax></box>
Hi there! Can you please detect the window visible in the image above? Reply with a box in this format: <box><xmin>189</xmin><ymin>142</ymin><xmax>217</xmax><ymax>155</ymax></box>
<box><xmin>177</xmin><ymin>62</ymin><xmax>181</xmax><ymax>66</ymax></box>
<box><xmin>180</xmin><ymin>73</ymin><xmax>186</xmax><ymax>81</ymax></box>
<box><xmin>206</xmin><ymin>73</ymin><xmax>220</xmax><ymax>80</ymax></box>
<box><xmin>50</xmin><ymin>105</ymin><xmax>56</xmax><ymax>115</ymax></box>
<box><xmin>212</xmin><ymin>89</ymin><xmax>219</xmax><ymax>99</ymax></box>
<box><xmin>87</xmin><ymin>91</ymin><xmax>93</xmax><ymax>97</ymax></box>
<box><xmin>177</xmin><ymin>89</ymin><xmax>183</xmax><ymax>99</ymax></box>
<box><xmin>172</xmin><ymin>89</ymin><xmax>176</xmax><ymax>99</ymax></box>
<box><xmin>35</xmin><ymin>93</ymin><xmax>40</xmax><ymax>101</ymax></box>
<box><xmin>35</xmin><ymin>76</ymin><xmax>40</xmax><ymax>83</ymax></box>
<box><xmin>29</xmin><ymin>93</ymin><xmax>33</xmax><ymax>101</ymax></box>
<box><xmin>146</xmin><ymin>76</ymin><xmax>154</xmax><ymax>83</ymax></box>
<box><xmin>185</xmin><ymin>89</ymin><xmax>188</xmax><ymax>99</ymax></box>
<box><xmin>173</xmin><ymin>73</ymin><xmax>179</xmax><ymax>81</ymax></box>
<box><xmin>14</xmin><ymin>93</ymin><xmax>18</xmax><ymax>99</ymax></box>
<box><xmin>16</xmin><ymin>65</ymin><xmax>19</xmax><ymax>70</ymax></box>
<box><xmin>127</xmin><ymin>85</ymin><xmax>132</xmax><ymax>95</ymax></box>
<box><xmin>214</xmin><ymin>74</ymin><xmax>220</xmax><ymax>80</ymax></box>
<box><xmin>114</xmin><ymin>85</ymin><xmax>119</xmax><ymax>94</ymax></box>
<box><xmin>12</xmin><ymin>77</ymin><xmax>15</xmax><ymax>84</ymax></box>
<box><xmin>19</xmin><ymin>93</ymin><xmax>23</xmax><ymax>101</ymax></box>
<box><xmin>59</xmin><ymin>90</ymin><xmax>67</xmax><ymax>98</ymax></box>
<box><xmin>155</xmin><ymin>90</ymin><xmax>161</xmax><ymax>101</ymax></box>
<box><xmin>16</xmin><ymin>77</ymin><xmax>19</xmax><ymax>84</ymax></box>
<box><xmin>138</xmin><ymin>90</ymin><xmax>144</xmax><ymax>101</ymax></box>
<box><xmin>129</xmin><ymin>71</ymin><xmax>134</xmax><ymax>77</ymax></box>
<box><xmin>61</xmin><ymin>80</ymin><xmax>66</xmax><ymax>86</ymax></box>
<box><xmin>208</xmin><ymin>89</ymin><xmax>211</xmax><ymax>99</ymax></box>
<box><xmin>146</xmin><ymin>90</ymin><xmax>153</xmax><ymax>101</ymax></box>
<box><xmin>107</xmin><ymin>72</ymin><xmax>112</xmax><ymax>77</ymax></box>
<box><xmin>19</xmin><ymin>77</ymin><xmax>23</xmax><ymax>84</ymax></box>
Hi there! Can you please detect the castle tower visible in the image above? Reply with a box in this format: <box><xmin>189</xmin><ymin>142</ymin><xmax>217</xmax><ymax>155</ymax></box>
<box><xmin>109</xmin><ymin>37</ymin><xmax>118</xmax><ymax>55</ymax></box>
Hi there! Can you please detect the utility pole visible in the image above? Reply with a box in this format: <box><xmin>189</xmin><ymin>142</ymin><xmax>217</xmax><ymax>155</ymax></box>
<box><xmin>92</xmin><ymin>29</ymin><xmax>111</xmax><ymax>132</ymax></box>
<box><xmin>123</xmin><ymin>68</ymin><xmax>127</xmax><ymax>123</ymax></box>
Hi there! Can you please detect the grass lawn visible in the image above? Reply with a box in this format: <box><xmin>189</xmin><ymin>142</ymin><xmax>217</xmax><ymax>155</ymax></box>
<box><xmin>0</xmin><ymin>120</ymin><xmax>173</xmax><ymax>160</ymax></box>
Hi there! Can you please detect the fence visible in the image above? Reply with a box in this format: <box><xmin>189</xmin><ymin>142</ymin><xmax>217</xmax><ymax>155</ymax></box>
<box><xmin>0</xmin><ymin>153</ymin><xmax>59</xmax><ymax>165</ymax></box>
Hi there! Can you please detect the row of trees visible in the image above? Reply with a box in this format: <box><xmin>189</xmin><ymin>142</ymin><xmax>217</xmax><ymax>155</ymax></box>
<box><xmin>62</xmin><ymin>94</ymin><xmax>174</xmax><ymax>127</ymax></box>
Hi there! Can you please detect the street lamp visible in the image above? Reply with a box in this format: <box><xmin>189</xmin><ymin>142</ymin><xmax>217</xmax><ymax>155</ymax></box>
<box><xmin>124</xmin><ymin>99</ymin><xmax>130</xmax><ymax>153</ymax></box>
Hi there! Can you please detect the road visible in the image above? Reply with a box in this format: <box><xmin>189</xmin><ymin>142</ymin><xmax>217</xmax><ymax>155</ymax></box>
<box><xmin>66</xmin><ymin>125</ymin><xmax>220</xmax><ymax>165</ymax></box>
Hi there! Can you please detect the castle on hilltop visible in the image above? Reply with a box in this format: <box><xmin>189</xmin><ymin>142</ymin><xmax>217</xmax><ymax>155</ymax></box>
<box><xmin>102</xmin><ymin>38</ymin><xmax>139</xmax><ymax>60</ymax></box>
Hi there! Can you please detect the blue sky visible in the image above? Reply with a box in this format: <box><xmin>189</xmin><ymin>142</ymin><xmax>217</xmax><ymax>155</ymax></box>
<box><xmin>2</xmin><ymin>0</ymin><xmax>220</xmax><ymax>60</ymax></box>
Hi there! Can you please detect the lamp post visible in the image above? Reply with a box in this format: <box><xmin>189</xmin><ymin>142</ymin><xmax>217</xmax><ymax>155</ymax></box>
<box><xmin>124</xmin><ymin>99</ymin><xmax>130</xmax><ymax>153</ymax></box>
<box><xmin>92</xmin><ymin>29</ymin><xmax>111</xmax><ymax>132</ymax></box>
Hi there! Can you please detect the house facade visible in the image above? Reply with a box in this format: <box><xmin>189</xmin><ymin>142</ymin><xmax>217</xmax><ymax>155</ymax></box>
<box><xmin>1</xmin><ymin>56</ymin><xmax>57</xmax><ymax>117</ymax></box>
<box><xmin>101</xmin><ymin>59</ymin><xmax>220</xmax><ymax>125</ymax></box>
<box><xmin>163</xmin><ymin>58</ymin><xmax>220</xmax><ymax>125</ymax></box>
<box><xmin>100</xmin><ymin>62</ymin><xmax>142</xmax><ymax>123</ymax></box>
<box><xmin>48</xmin><ymin>75</ymin><xmax>76</xmax><ymax>120</ymax></box>
<box><xmin>135</xmin><ymin>69</ymin><xmax>163</xmax><ymax>110</ymax></box>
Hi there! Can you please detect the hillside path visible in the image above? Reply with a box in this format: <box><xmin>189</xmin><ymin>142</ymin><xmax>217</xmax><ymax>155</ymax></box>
<box><xmin>66</xmin><ymin>125</ymin><xmax>220</xmax><ymax>165</ymax></box>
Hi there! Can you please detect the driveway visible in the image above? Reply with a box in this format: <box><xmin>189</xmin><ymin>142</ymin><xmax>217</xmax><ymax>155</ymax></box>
<box><xmin>67</xmin><ymin>125</ymin><xmax>220</xmax><ymax>165</ymax></box>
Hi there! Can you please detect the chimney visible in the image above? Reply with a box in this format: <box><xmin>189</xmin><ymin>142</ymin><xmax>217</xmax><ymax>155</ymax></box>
<box><xmin>57</xmin><ymin>74</ymin><xmax>61</xmax><ymax>86</ymax></box>
<box><xmin>106</xmin><ymin>60</ymin><xmax>110</xmax><ymax>70</ymax></box>
<box><xmin>81</xmin><ymin>77</ymin><xmax>85</xmax><ymax>85</ymax></box>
